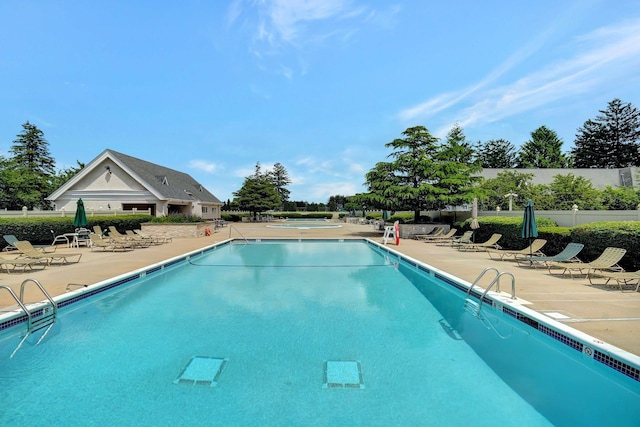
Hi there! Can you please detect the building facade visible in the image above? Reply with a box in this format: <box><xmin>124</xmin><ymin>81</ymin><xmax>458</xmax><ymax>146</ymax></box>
<box><xmin>47</xmin><ymin>149</ymin><xmax>223</xmax><ymax>219</ymax></box>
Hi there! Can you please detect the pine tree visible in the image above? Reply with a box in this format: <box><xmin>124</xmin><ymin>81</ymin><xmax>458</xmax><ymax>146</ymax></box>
<box><xmin>5</xmin><ymin>121</ymin><xmax>57</xmax><ymax>209</ymax></box>
<box><xmin>516</xmin><ymin>125</ymin><xmax>567</xmax><ymax>168</ymax></box>
<box><xmin>475</xmin><ymin>139</ymin><xmax>517</xmax><ymax>168</ymax></box>
<box><xmin>437</xmin><ymin>124</ymin><xmax>482</xmax><ymax>207</ymax></box>
<box><xmin>269</xmin><ymin>162</ymin><xmax>291</xmax><ymax>206</ymax></box>
<box><xmin>571</xmin><ymin>98</ymin><xmax>640</xmax><ymax>167</ymax></box>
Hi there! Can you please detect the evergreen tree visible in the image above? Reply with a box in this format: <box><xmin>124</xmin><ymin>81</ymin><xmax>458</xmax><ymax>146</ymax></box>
<box><xmin>475</xmin><ymin>139</ymin><xmax>517</xmax><ymax>168</ymax></box>
<box><xmin>364</xmin><ymin>126</ymin><xmax>443</xmax><ymax>220</ymax></box>
<box><xmin>268</xmin><ymin>162</ymin><xmax>291</xmax><ymax>206</ymax></box>
<box><xmin>3</xmin><ymin>122</ymin><xmax>57</xmax><ymax>209</ymax></box>
<box><xmin>232</xmin><ymin>162</ymin><xmax>281</xmax><ymax>217</ymax></box>
<box><xmin>436</xmin><ymin>124</ymin><xmax>483</xmax><ymax>207</ymax></box>
<box><xmin>516</xmin><ymin>125</ymin><xmax>567</xmax><ymax>168</ymax></box>
<box><xmin>571</xmin><ymin>98</ymin><xmax>640</xmax><ymax>167</ymax></box>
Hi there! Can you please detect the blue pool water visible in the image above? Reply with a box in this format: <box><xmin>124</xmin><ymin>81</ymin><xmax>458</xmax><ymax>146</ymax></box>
<box><xmin>0</xmin><ymin>240</ymin><xmax>638</xmax><ymax>426</ymax></box>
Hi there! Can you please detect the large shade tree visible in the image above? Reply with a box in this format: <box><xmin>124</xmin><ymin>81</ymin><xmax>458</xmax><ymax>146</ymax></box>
<box><xmin>232</xmin><ymin>162</ymin><xmax>281</xmax><ymax>218</ymax></box>
<box><xmin>571</xmin><ymin>98</ymin><xmax>640</xmax><ymax>167</ymax></box>
<box><xmin>364</xmin><ymin>126</ymin><xmax>442</xmax><ymax>221</ymax></box>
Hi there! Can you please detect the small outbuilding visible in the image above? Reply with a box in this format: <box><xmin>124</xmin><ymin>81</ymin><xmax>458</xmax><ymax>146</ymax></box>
<box><xmin>47</xmin><ymin>149</ymin><xmax>222</xmax><ymax>219</ymax></box>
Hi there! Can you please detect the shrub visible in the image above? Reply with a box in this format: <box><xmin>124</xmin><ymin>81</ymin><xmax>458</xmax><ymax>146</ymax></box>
<box><xmin>570</xmin><ymin>222</ymin><xmax>640</xmax><ymax>271</ymax></box>
<box><xmin>0</xmin><ymin>215</ymin><xmax>154</xmax><ymax>249</ymax></box>
<box><xmin>149</xmin><ymin>214</ymin><xmax>205</xmax><ymax>223</ymax></box>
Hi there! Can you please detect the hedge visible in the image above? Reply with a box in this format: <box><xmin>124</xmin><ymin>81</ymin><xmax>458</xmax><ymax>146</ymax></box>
<box><xmin>454</xmin><ymin>217</ymin><xmax>639</xmax><ymax>271</ymax></box>
<box><xmin>0</xmin><ymin>215</ymin><xmax>154</xmax><ymax>250</ymax></box>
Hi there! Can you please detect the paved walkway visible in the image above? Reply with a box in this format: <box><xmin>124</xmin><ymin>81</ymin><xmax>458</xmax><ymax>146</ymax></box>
<box><xmin>2</xmin><ymin>221</ymin><xmax>639</xmax><ymax>357</ymax></box>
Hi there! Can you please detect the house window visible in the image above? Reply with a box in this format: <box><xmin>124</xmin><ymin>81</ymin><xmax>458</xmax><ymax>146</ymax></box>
<box><xmin>202</xmin><ymin>207</ymin><xmax>208</xmax><ymax>213</ymax></box>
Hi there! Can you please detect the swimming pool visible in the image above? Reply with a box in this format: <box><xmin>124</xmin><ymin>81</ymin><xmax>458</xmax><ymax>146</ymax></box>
<box><xmin>1</xmin><ymin>239</ymin><xmax>638</xmax><ymax>425</ymax></box>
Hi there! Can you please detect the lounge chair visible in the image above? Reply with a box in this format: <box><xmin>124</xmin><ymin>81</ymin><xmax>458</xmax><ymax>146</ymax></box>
<box><xmin>486</xmin><ymin>239</ymin><xmax>547</xmax><ymax>261</ymax></box>
<box><xmin>134</xmin><ymin>229</ymin><xmax>171</xmax><ymax>244</ymax></box>
<box><xmin>588</xmin><ymin>269</ymin><xmax>640</xmax><ymax>292</ymax></box>
<box><xmin>0</xmin><ymin>255</ymin><xmax>46</xmax><ymax>273</ymax></box>
<box><xmin>89</xmin><ymin>234</ymin><xmax>134</xmax><ymax>252</ymax></box>
<box><xmin>421</xmin><ymin>228</ymin><xmax>457</xmax><ymax>243</ymax></box>
<box><xmin>413</xmin><ymin>227</ymin><xmax>443</xmax><ymax>241</ymax></box>
<box><xmin>125</xmin><ymin>230</ymin><xmax>152</xmax><ymax>247</ymax></box>
<box><xmin>438</xmin><ymin>230</ymin><xmax>473</xmax><ymax>247</ymax></box>
<box><xmin>457</xmin><ymin>233</ymin><xmax>502</xmax><ymax>252</ymax></box>
<box><xmin>14</xmin><ymin>241</ymin><xmax>82</xmax><ymax>264</ymax></box>
<box><xmin>547</xmin><ymin>247</ymin><xmax>627</xmax><ymax>279</ymax></box>
<box><xmin>515</xmin><ymin>242</ymin><xmax>584</xmax><ymax>269</ymax></box>
<box><xmin>4</xmin><ymin>234</ymin><xmax>56</xmax><ymax>253</ymax></box>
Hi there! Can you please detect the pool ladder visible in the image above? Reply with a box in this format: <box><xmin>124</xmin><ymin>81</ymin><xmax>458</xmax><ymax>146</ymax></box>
<box><xmin>464</xmin><ymin>267</ymin><xmax>516</xmax><ymax>318</ymax></box>
<box><xmin>0</xmin><ymin>279</ymin><xmax>58</xmax><ymax>358</ymax></box>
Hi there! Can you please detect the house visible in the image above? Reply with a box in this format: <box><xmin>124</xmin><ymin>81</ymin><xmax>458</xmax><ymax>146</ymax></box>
<box><xmin>47</xmin><ymin>149</ymin><xmax>223</xmax><ymax>219</ymax></box>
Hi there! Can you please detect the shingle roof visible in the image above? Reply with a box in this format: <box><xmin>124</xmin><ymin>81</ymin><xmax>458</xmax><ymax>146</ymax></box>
<box><xmin>108</xmin><ymin>149</ymin><xmax>221</xmax><ymax>204</ymax></box>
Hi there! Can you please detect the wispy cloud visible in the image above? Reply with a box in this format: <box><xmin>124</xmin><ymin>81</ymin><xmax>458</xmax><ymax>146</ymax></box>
<box><xmin>398</xmin><ymin>17</ymin><xmax>640</xmax><ymax>131</ymax></box>
<box><xmin>189</xmin><ymin>159</ymin><xmax>217</xmax><ymax>174</ymax></box>
<box><xmin>226</xmin><ymin>0</ymin><xmax>386</xmax><ymax>78</ymax></box>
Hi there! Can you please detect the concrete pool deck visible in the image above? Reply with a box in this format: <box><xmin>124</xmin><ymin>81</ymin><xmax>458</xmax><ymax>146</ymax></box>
<box><xmin>2</xmin><ymin>221</ymin><xmax>639</xmax><ymax>358</ymax></box>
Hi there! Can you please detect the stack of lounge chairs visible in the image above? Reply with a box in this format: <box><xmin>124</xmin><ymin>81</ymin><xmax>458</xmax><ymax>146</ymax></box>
<box><xmin>418</xmin><ymin>228</ymin><xmax>457</xmax><ymax>243</ymax></box>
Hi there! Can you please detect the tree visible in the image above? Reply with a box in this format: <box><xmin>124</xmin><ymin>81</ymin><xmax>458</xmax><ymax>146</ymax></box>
<box><xmin>516</xmin><ymin>125</ymin><xmax>567</xmax><ymax>168</ymax></box>
<box><xmin>474</xmin><ymin>139</ymin><xmax>517</xmax><ymax>168</ymax></box>
<box><xmin>268</xmin><ymin>163</ymin><xmax>291</xmax><ymax>207</ymax></box>
<box><xmin>477</xmin><ymin>170</ymin><xmax>534</xmax><ymax>210</ymax></box>
<box><xmin>571</xmin><ymin>98</ymin><xmax>640</xmax><ymax>167</ymax></box>
<box><xmin>600</xmin><ymin>185</ymin><xmax>640</xmax><ymax>210</ymax></box>
<box><xmin>436</xmin><ymin>124</ymin><xmax>483</xmax><ymax>207</ymax></box>
<box><xmin>1</xmin><ymin>122</ymin><xmax>57</xmax><ymax>209</ymax></box>
<box><xmin>364</xmin><ymin>126</ymin><xmax>443</xmax><ymax>221</ymax></box>
<box><xmin>546</xmin><ymin>174</ymin><xmax>601</xmax><ymax>210</ymax></box>
<box><xmin>232</xmin><ymin>162</ymin><xmax>281</xmax><ymax>217</ymax></box>
<box><xmin>50</xmin><ymin>161</ymin><xmax>85</xmax><ymax>191</ymax></box>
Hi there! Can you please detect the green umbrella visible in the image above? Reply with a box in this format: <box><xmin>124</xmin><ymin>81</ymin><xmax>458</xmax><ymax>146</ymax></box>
<box><xmin>382</xmin><ymin>210</ymin><xmax>389</xmax><ymax>221</ymax></box>
<box><xmin>73</xmin><ymin>198</ymin><xmax>88</xmax><ymax>228</ymax></box>
<box><xmin>521</xmin><ymin>199</ymin><xmax>538</xmax><ymax>259</ymax></box>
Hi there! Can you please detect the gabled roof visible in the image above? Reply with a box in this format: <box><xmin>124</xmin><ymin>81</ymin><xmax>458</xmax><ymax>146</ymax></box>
<box><xmin>48</xmin><ymin>149</ymin><xmax>222</xmax><ymax>204</ymax></box>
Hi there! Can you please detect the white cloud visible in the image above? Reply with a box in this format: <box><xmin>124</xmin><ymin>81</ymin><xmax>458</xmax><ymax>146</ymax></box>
<box><xmin>397</xmin><ymin>17</ymin><xmax>640</xmax><ymax>130</ymax></box>
<box><xmin>189</xmin><ymin>159</ymin><xmax>217</xmax><ymax>174</ymax></box>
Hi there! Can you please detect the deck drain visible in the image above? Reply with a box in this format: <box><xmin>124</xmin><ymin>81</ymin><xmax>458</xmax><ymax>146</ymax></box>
<box><xmin>174</xmin><ymin>356</ymin><xmax>228</xmax><ymax>387</ymax></box>
<box><xmin>323</xmin><ymin>360</ymin><xmax>364</xmax><ymax>389</ymax></box>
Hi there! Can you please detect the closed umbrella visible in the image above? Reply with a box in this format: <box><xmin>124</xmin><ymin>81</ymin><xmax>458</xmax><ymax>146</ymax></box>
<box><xmin>73</xmin><ymin>198</ymin><xmax>88</xmax><ymax>228</ymax></box>
<box><xmin>521</xmin><ymin>199</ymin><xmax>538</xmax><ymax>259</ymax></box>
<box><xmin>470</xmin><ymin>198</ymin><xmax>479</xmax><ymax>242</ymax></box>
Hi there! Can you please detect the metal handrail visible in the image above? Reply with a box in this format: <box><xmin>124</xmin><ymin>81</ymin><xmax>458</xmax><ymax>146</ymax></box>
<box><xmin>0</xmin><ymin>285</ymin><xmax>31</xmax><ymax>323</ymax></box>
<box><xmin>229</xmin><ymin>225</ymin><xmax>250</xmax><ymax>244</ymax></box>
<box><xmin>465</xmin><ymin>268</ymin><xmax>516</xmax><ymax>318</ymax></box>
<box><xmin>495</xmin><ymin>272</ymin><xmax>516</xmax><ymax>299</ymax></box>
<box><xmin>465</xmin><ymin>267</ymin><xmax>500</xmax><ymax>299</ymax></box>
<box><xmin>19</xmin><ymin>279</ymin><xmax>58</xmax><ymax>318</ymax></box>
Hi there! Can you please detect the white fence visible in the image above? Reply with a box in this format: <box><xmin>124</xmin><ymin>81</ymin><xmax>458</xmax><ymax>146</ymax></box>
<box><xmin>476</xmin><ymin>209</ymin><xmax>640</xmax><ymax>227</ymax></box>
<box><xmin>0</xmin><ymin>207</ymin><xmax>152</xmax><ymax>218</ymax></box>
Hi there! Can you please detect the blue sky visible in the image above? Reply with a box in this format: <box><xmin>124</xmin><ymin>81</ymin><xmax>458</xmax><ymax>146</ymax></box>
<box><xmin>1</xmin><ymin>1</ymin><xmax>639</xmax><ymax>203</ymax></box>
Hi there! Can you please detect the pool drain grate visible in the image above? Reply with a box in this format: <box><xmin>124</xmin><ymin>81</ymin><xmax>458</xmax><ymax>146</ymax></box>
<box><xmin>323</xmin><ymin>360</ymin><xmax>364</xmax><ymax>389</ymax></box>
<box><xmin>174</xmin><ymin>356</ymin><xmax>227</xmax><ymax>387</ymax></box>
